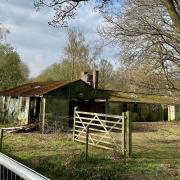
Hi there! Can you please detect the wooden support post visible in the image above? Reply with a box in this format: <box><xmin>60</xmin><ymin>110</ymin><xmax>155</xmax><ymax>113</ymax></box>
<box><xmin>161</xmin><ymin>105</ymin><xmax>165</xmax><ymax>121</ymax></box>
<box><xmin>0</xmin><ymin>129</ymin><xmax>4</xmax><ymax>152</ymax></box>
<box><xmin>73</xmin><ymin>107</ymin><xmax>78</xmax><ymax>142</ymax></box>
<box><xmin>25</xmin><ymin>97</ymin><xmax>30</xmax><ymax>124</ymax></box>
<box><xmin>85</xmin><ymin>125</ymin><xmax>89</xmax><ymax>161</ymax></box>
<box><xmin>41</xmin><ymin>98</ymin><xmax>46</xmax><ymax>134</ymax></box>
<box><xmin>18</xmin><ymin>97</ymin><xmax>22</xmax><ymax>115</ymax></box>
<box><xmin>124</xmin><ymin>111</ymin><xmax>132</xmax><ymax>157</ymax></box>
<box><xmin>122</xmin><ymin>113</ymin><xmax>126</xmax><ymax>156</ymax></box>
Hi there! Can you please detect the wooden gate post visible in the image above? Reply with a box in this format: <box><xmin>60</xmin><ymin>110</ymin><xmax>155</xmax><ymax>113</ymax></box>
<box><xmin>85</xmin><ymin>125</ymin><xmax>89</xmax><ymax>161</ymax></box>
<box><xmin>122</xmin><ymin>113</ymin><xmax>126</xmax><ymax>156</ymax></box>
<box><xmin>40</xmin><ymin>98</ymin><xmax>46</xmax><ymax>134</ymax></box>
<box><xmin>124</xmin><ymin>111</ymin><xmax>132</xmax><ymax>157</ymax></box>
<box><xmin>73</xmin><ymin>107</ymin><xmax>78</xmax><ymax>142</ymax></box>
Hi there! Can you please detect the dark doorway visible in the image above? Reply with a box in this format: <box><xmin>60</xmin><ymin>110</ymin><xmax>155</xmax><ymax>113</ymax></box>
<box><xmin>91</xmin><ymin>101</ymin><xmax>106</xmax><ymax>114</ymax></box>
<box><xmin>69</xmin><ymin>99</ymin><xmax>94</xmax><ymax>127</ymax></box>
<box><xmin>29</xmin><ymin>97</ymin><xmax>41</xmax><ymax>124</ymax></box>
<box><xmin>164</xmin><ymin>107</ymin><xmax>168</xmax><ymax>121</ymax></box>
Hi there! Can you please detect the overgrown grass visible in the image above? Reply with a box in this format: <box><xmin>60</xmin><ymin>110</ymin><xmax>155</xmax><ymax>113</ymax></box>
<box><xmin>1</xmin><ymin>122</ymin><xmax>180</xmax><ymax>180</ymax></box>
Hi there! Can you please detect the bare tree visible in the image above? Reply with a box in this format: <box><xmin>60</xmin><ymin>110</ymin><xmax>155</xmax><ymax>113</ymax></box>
<box><xmin>113</xmin><ymin>65</ymin><xmax>173</xmax><ymax>94</ymax></box>
<box><xmin>64</xmin><ymin>29</ymin><xmax>90</xmax><ymax>80</ymax></box>
<box><xmin>100</xmin><ymin>0</ymin><xmax>180</xmax><ymax>94</ymax></box>
<box><xmin>34</xmin><ymin>0</ymin><xmax>180</xmax><ymax>94</ymax></box>
<box><xmin>97</xmin><ymin>59</ymin><xmax>114</xmax><ymax>89</ymax></box>
<box><xmin>34</xmin><ymin>0</ymin><xmax>180</xmax><ymax>32</ymax></box>
<box><xmin>163</xmin><ymin>0</ymin><xmax>180</xmax><ymax>31</ymax></box>
<box><xmin>36</xmin><ymin>29</ymin><xmax>101</xmax><ymax>81</ymax></box>
<box><xmin>34</xmin><ymin>0</ymin><xmax>116</xmax><ymax>27</ymax></box>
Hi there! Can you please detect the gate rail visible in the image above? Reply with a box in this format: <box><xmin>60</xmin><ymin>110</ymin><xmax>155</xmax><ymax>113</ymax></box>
<box><xmin>0</xmin><ymin>152</ymin><xmax>49</xmax><ymax>180</ymax></box>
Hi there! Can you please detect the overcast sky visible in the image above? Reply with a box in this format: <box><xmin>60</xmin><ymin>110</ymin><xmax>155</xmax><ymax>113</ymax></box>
<box><xmin>0</xmin><ymin>0</ymin><xmax>117</xmax><ymax>77</ymax></box>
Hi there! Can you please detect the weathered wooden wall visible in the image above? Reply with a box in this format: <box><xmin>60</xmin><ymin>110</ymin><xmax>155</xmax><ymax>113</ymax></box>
<box><xmin>105</xmin><ymin>101</ymin><xmax>163</xmax><ymax>122</ymax></box>
<box><xmin>44</xmin><ymin>97</ymin><xmax>69</xmax><ymax>130</ymax></box>
<box><xmin>0</xmin><ymin>96</ymin><xmax>29</xmax><ymax>125</ymax></box>
<box><xmin>175</xmin><ymin>105</ymin><xmax>180</xmax><ymax>120</ymax></box>
<box><xmin>46</xmin><ymin>80</ymin><xmax>97</xmax><ymax>100</ymax></box>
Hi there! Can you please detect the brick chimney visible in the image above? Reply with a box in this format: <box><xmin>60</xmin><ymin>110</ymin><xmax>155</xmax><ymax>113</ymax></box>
<box><xmin>81</xmin><ymin>71</ymin><xmax>88</xmax><ymax>82</ymax></box>
<box><xmin>81</xmin><ymin>70</ymin><xmax>99</xmax><ymax>89</ymax></box>
<box><xmin>93</xmin><ymin>70</ymin><xmax>99</xmax><ymax>89</ymax></box>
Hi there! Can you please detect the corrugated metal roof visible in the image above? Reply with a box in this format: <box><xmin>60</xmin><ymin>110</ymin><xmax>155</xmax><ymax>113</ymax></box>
<box><xmin>0</xmin><ymin>80</ymin><xmax>75</xmax><ymax>97</ymax></box>
<box><xmin>1</xmin><ymin>80</ymin><xmax>179</xmax><ymax>104</ymax></box>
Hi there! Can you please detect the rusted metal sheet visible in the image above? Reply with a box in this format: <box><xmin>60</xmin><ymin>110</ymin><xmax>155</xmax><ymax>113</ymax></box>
<box><xmin>0</xmin><ymin>80</ymin><xmax>73</xmax><ymax>97</ymax></box>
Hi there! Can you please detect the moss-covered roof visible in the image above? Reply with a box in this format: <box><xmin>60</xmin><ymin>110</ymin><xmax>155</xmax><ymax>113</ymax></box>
<box><xmin>98</xmin><ymin>90</ymin><xmax>180</xmax><ymax>105</ymax></box>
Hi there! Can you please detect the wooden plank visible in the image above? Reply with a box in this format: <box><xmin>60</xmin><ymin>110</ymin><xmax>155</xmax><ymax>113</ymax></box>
<box><xmin>88</xmin><ymin>127</ymin><xmax>110</xmax><ymax>133</ymax></box>
<box><xmin>74</xmin><ymin>135</ymin><xmax>114</xmax><ymax>145</ymax></box>
<box><xmin>86</xmin><ymin>132</ymin><xmax>111</xmax><ymax>139</ymax></box>
<box><xmin>2</xmin><ymin>126</ymin><xmax>25</xmax><ymax>131</ymax></box>
<box><xmin>74</xmin><ymin>129</ymin><xmax>86</xmax><ymax>134</ymax></box>
<box><xmin>74</xmin><ymin>131</ymin><xmax>118</xmax><ymax>141</ymax></box>
<box><xmin>75</xmin><ymin>139</ymin><xmax>113</xmax><ymax>150</ymax></box>
<box><xmin>75</xmin><ymin>124</ymin><xmax>121</xmax><ymax>133</ymax></box>
<box><xmin>75</xmin><ymin>117</ymin><xmax>123</xmax><ymax>125</ymax></box>
<box><xmin>93</xmin><ymin>139</ymin><xmax>115</xmax><ymax>146</ymax></box>
<box><xmin>75</xmin><ymin>110</ymin><xmax>123</xmax><ymax>119</ymax></box>
<box><xmin>74</xmin><ymin>125</ymin><xmax>85</xmax><ymax>129</ymax></box>
<box><xmin>75</xmin><ymin>121</ymin><xmax>122</xmax><ymax>130</ymax></box>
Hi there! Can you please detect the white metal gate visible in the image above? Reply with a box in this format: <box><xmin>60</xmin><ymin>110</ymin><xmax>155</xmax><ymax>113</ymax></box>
<box><xmin>0</xmin><ymin>152</ymin><xmax>49</xmax><ymax>180</ymax></box>
<box><xmin>73</xmin><ymin>109</ymin><xmax>125</xmax><ymax>152</ymax></box>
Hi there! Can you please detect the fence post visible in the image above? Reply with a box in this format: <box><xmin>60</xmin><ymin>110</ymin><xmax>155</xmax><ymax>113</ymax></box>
<box><xmin>41</xmin><ymin>98</ymin><xmax>46</xmax><ymax>134</ymax></box>
<box><xmin>122</xmin><ymin>113</ymin><xmax>126</xmax><ymax>156</ymax></box>
<box><xmin>85</xmin><ymin>125</ymin><xmax>89</xmax><ymax>161</ymax></box>
<box><xmin>0</xmin><ymin>129</ymin><xmax>4</xmax><ymax>152</ymax></box>
<box><xmin>73</xmin><ymin>107</ymin><xmax>78</xmax><ymax>142</ymax></box>
<box><xmin>124</xmin><ymin>111</ymin><xmax>132</xmax><ymax>157</ymax></box>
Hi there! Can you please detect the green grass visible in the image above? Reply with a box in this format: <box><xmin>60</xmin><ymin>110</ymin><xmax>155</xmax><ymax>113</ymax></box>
<box><xmin>1</xmin><ymin>122</ymin><xmax>180</xmax><ymax>180</ymax></box>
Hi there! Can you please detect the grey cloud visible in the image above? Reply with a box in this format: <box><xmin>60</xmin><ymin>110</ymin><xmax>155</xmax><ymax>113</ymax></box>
<box><xmin>0</xmin><ymin>0</ymin><xmax>114</xmax><ymax>77</ymax></box>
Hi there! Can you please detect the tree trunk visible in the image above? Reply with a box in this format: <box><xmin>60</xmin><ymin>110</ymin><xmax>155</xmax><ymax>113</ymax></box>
<box><xmin>163</xmin><ymin>0</ymin><xmax>180</xmax><ymax>32</ymax></box>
